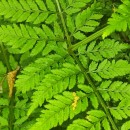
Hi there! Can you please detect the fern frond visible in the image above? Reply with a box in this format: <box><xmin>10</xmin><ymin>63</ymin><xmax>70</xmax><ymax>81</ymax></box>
<box><xmin>29</xmin><ymin>91</ymin><xmax>88</xmax><ymax>130</ymax></box>
<box><xmin>15</xmin><ymin>53</ymin><xmax>69</xmax><ymax>93</ymax></box>
<box><xmin>0</xmin><ymin>0</ymin><xmax>57</xmax><ymax>24</ymax></box>
<box><xmin>28</xmin><ymin>63</ymin><xmax>84</xmax><ymax>115</ymax></box>
<box><xmin>98</xmin><ymin>81</ymin><xmax>130</xmax><ymax>101</ymax></box>
<box><xmin>89</xmin><ymin>60</ymin><xmax>130</xmax><ymax>81</ymax></box>
<box><xmin>78</xmin><ymin>39</ymin><xmax>129</xmax><ymax>61</ymax></box>
<box><xmin>108</xmin><ymin>98</ymin><xmax>130</xmax><ymax>122</ymax></box>
<box><xmin>116</xmin><ymin>98</ymin><xmax>130</xmax><ymax>119</ymax></box>
<box><xmin>103</xmin><ymin>0</ymin><xmax>130</xmax><ymax>38</ymax></box>
<box><xmin>66</xmin><ymin>2</ymin><xmax>103</xmax><ymax>40</ymax></box>
<box><xmin>0</xmin><ymin>24</ymin><xmax>64</xmax><ymax>55</ymax></box>
<box><xmin>67</xmin><ymin>110</ymin><xmax>111</xmax><ymax>130</ymax></box>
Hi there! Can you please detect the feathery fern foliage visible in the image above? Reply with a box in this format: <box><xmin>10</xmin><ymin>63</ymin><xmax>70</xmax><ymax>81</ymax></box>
<box><xmin>0</xmin><ymin>0</ymin><xmax>130</xmax><ymax>130</ymax></box>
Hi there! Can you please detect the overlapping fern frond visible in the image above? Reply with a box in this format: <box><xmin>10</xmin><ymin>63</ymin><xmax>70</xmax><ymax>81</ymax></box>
<box><xmin>103</xmin><ymin>0</ymin><xmax>130</xmax><ymax>38</ymax></box>
<box><xmin>0</xmin><ymin>0</ymin><xmax>57</xmax><ymax>24</ymax></box>
<box><xmin>67</xmin><ymin>110</ymin><xmax>110</xmax><ymax>130</ymax></box>
<box><xmin>29</xmin><ymin>91</ymin><xmax>88</xmax><ymax>130</ymax></box>
<box><xmin>0</xmin><ymin>22</ymin><xmax>64</xmax><ymax>55</ymax></box>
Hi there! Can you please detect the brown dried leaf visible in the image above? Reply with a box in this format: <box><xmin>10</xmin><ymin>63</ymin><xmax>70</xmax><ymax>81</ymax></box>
<box><xmin>7</xmin><ymin>66</ymin><xmax>20</xmax><ymax>98</ymax></box>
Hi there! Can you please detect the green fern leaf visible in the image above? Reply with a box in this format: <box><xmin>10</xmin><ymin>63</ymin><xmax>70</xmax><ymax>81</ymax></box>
<box><xmin>98</xmin><ymin>81</ymin><xmax>130</xmax><ymax>101</ymax></box>
<box><xmin>28</xmin><ymin>63</ymin><xmax>82</xmax><ymax>115</ymax></box>
<box><xmin>67</xmin><ymin>15</ymin><xmax>75</xmax><ymax>34</ymax></box>
<box><xmin>116</xmin><ymin>98</ymin><xmax>130</xmax><ymax>117</ymax></box>
<box><xmin>89</xmin><ymin>60</ymin><xmax>130</xmax><ymax>81</ymax></box>
<box><xmin>30</xmin><ymin>41</ymin><xmax>46</xmax><ymax>56</ymax></box>
<box><xmin>15</xmin><ymin>54</ymin><xmax>66</xmax><ymax>93</ymax></box>
<box><xmin>0</xmin><ymin>24</ymin><xmax>62</xmax><ymax>55</ymax></box>
<box><xmin>103</xmin><ymin>0</ymin><xmax>130</xmax><ymax>38</ymax></box>
<box><xmin>67</xmin><ymin>119</ymin><xmax>92</xmax><ymax>130</ymax></box>
<box><xmin>29</xmin><ymin>91</ymin><xmax>88</xmax><ymax>130</ymax></box>
<box><xmin>45</xmin><ymin>14</ymin><xmax>57</xmax><ymax>24</ymax></box>
<box><xmin>9</xmin><ymin>55</ymin><xmax>18</xmax><ymax>70</ymax></box>
<box><xmin>73</xmin><ymin>31</ymin><xmax>86</xmax><ymax>40</ymax></box>
<box><xmin>66</xmin><ymin>2</ymin><xmax>103</xmax><ymax>41</ymax></box>
<box><xmin>67</xmin><ymin>110</ymin><xmax>108</xmax><ymax>130</ymax></box>
<box><xmin>42</xmin><ymin>24</ymin><xmax>55</xmax><ymax>39</ymax></box>
<box><xmin>54</xmin><ymin>22</ymin><xmax>64</xmax><ymax>39</ymax></box>
<box><xmin>14</xmin><ymin>116</ymin><xmax>28</xmax><ymax>126</ymax></box>
<box><xmin>35</xmin><ymin>0</ymin><xmax>47</xmax><ymax>10</ymax></box>
<box><xmin>83</xmin><ymin>39</ymin><xmax>129</xmax><ymax>61</ymax></box>
<box><xmin>89</xmin><ymin>93</ymin><xmax>99</xmax><ymax>109</ymax></box>
<box><xmin>102</xmin><ymin>118</ymin><xmax>111</xmax><ymax>130</ymax></box>
<box><xmin>75</xmin><ymin>8</ymin><xmax>91</xmax><ymax>28</ymax></box>
<box><xmin>78</xmin><ymin>84</ymin><xmax>93</xmax><ymax>93</ymax></box>
<box><xmin>46</xmin><ymin>0</ymin><xmax>56</xmax><ymax>11</ymax></box>
<box><xmin>66</xmin><ymin>0</ymin><xmax>91</xmax><ymax>15</ymax></box>
<box><xmin>110</xmin><ymin>108</ymin><xmax>127</xmax><ymax>120</ymax></box>
<box><xmin>0</xmin><ymin>0</ymin><xmax>57</xmax><ymax>24</ymax></box>
<box><xmin>33</xmin><ymin>13</ymin><xmax>49</xmax><ymax>24</ymax></box>
<box><xmin>78</xmin><ymin>84</ymin><xmax>99</xmax><ymax>109</ymax></box>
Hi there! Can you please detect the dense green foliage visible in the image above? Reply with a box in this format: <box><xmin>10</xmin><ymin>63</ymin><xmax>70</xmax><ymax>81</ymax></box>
<box><xmin>1</xmin><ymin>0</ymin><xmax>130</xmax><ymax>130</ymax></box>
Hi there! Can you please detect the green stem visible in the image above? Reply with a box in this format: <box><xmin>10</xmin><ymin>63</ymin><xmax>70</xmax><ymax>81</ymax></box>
<box><xmin>0</xmin><ymin>43</ymin><xmax>15</xmax><ymax>130</ymax></box>
<box><xmin>56</xmin><ymin>1</ymin><xmax>118</xmax><ymax>130</ymax></box>
<box><xmin>55</xmin><ymin>0</ymin><xmax>72</xmax><ymax>47</ymax></box>
<box><xmin>70</xmin><ymin>27</ymin><xmax>107</xmax><ymax>51</ymax></box>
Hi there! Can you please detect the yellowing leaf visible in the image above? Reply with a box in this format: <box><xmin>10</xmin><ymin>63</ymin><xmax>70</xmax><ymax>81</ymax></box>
<box><xmin>7</xmin><ymin>66</ymin><xmax>20</xmax><ymax>98</ymax></box>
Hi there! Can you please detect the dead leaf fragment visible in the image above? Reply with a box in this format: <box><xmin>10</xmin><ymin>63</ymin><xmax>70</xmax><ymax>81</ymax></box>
<box><xmin>7</xmin><ymin>66</ymin><xmax>20</xmax><ymax>98</ymax></box>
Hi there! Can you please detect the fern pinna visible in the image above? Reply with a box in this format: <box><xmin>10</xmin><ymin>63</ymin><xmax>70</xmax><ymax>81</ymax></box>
<box><xmin>0</xmin><ymin>0</ymin><xmax>130</xmax><ymax>130</ymax></box>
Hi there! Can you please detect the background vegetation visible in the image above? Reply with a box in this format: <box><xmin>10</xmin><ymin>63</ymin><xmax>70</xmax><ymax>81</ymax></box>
<box><xmin>1</xmin><ymin>0</ymin><xmax>130</xmax><ymax>130</ymax></box>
